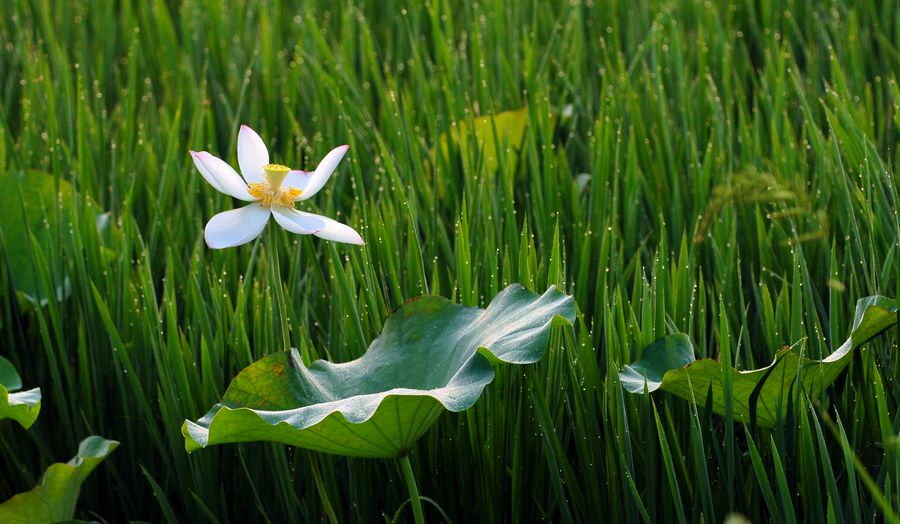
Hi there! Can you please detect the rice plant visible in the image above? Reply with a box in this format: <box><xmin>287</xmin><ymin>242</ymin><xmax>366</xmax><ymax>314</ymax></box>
<box><xmin>0</xmin><ymin>0</ymin><xmax>897</xmax><ymax>522</ymax></box>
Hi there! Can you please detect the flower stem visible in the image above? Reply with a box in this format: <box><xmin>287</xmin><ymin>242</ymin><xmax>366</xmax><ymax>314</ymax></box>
<box><xmin>267</xmin><ymin>226</ymin><xmax>291</xmax><ymax>352</ymax></box>
<box><xmin>399</xmin><ymin>454</ymin><xmax>425</xmax><ymax>524</ymax></box>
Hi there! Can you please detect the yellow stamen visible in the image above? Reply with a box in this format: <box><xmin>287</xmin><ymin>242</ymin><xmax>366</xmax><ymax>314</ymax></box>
<box><xmin>248</xmin><ymin>183</ymin><xmax>302</xmax><ymax>207</ymax></box>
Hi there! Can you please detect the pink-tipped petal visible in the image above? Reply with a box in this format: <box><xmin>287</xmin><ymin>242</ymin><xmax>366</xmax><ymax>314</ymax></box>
<box><xmin>190</xmin><ymin>151</ymin><xmax>226</xmax><ymax>193</ymax></box>
<box><xmin>197</xmin><ymin>152</ymin><xmax>255</xmax><ymax>201</ymax></box>
<box><xmin>204</xmin><ymin>204</ymin><xmax>271</xmax><ymax>249</ymax></box>
<box><xmin>237</xmin><ymin>125</ymin><xmax>269</xmax><ymax>184</ymax></box>
<box><xmin>297</xmin><ymin>145</ymin><xmax>349</xmax><ymax>201</ymax></box>
<box><xmin>307</xmin><ymin>212</ymin><xmax>364</xmax><ymax>245</ymax></box>
<box><xmin>271</xmin><ymin>207</ymin><xmax>326</xmax><ymax>234</ymax></box>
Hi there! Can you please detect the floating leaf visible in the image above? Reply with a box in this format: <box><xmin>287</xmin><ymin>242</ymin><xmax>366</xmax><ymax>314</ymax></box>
<box><xmin>183</xmin><ymin>285</ymin><xmax>575</xmax><ymax>457</ymax></box>
<box><xmin>620</xmin><ymin>296</ymin><xmax>897</xmax><ymax>427</ymax></box>
<box><xmin>0</xmin><ymin>355</ymin><xmax>41</xmax><ymax>429</ymax></box>
<box><xmin>0</xmin><ymin>436</ymin><xmax>118</xmax><ymax>523</ymax></box>
<box><xmin>429</xmin><ymin>106</ymin><xmax>573</xmax><ymax>198</ymax></box>
<box><xmin>436</xmin><ymin>108</ymin><xmax>529</xmax><ymax>176</ymax></box>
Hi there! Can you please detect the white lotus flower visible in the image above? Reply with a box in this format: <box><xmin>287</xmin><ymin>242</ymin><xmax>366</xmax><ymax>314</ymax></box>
<box><xmin>189</xmin><ymin>125</ymin><xmax>364</xmax><ymax>249</ymax></box>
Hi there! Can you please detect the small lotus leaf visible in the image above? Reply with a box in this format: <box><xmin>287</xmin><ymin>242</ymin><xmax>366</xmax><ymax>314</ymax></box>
<box><xmin>0</xmin><ymin>436</ymin><xmax>118</xmax><ymax>523</ymax></box>
<box><xmin>0</xmin><ymin>355</ymin><xmax>41</xmax><ymax>429</ymax></box>
<box><xmin>620</xmin><ymin>296</ymin><xmax>898</xmax><ymax>427</ymax></box>
<box><xmin>183</xmin><ymin>285</ymin><xmax>575</xmax><ymax>457</ymax></box>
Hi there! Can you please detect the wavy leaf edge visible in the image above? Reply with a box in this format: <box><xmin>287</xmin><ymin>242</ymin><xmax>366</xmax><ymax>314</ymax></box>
<box><xmin>183</xmin><ymin>284</ymin><xmax>575</xmax><ymax>456</ymax></box>
<box><xmin>619</xmin><ymin>295</ymin><xmax>898</xmax><ymax>426</ymax></box>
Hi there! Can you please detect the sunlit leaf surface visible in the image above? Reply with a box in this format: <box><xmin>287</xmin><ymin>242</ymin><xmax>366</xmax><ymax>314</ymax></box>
<box><xmin>435</xmin><ymin>108</ymin><xmax>530</xmax><ymax>175</ymax></box>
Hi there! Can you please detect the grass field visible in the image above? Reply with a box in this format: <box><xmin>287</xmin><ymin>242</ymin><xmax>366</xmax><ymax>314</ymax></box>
<box><xmin>1</xmin><ymin>0</ymin><xmax>899</xmax><ymax>522</ymax></box>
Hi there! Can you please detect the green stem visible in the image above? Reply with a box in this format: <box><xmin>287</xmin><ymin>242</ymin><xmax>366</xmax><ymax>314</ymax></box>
<box><xmin>399</xmin><ymin>454</ymin><xmax>425</xmax><ymax>524</ymax></box>
<box><xmin>268</xmin><ymin>226</ymin><xmax>291</xmax><ymax>352</ymax></box>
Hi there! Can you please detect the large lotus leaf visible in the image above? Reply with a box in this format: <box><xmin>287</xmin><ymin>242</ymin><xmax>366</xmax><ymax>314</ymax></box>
<box><xmin>0</xmin><ymin>436</ymin><xmax>118</xmax><ymax>523</ymax></box>
<box><xmin>620</xmin><ymin>296</ymin><xmax>898</xmax><ymax>427</ymax></box>
<box><xmin>0</xmin><ymin>172</ymin><xmax>113</xmax><ymax>307</ymax></box>
<box><xmin>0</xmin><ymin>355</ymin><xmax>41</xmax><ymax>429</ymax></box>
<box><xmin>0</xmin><ymin>171</ymin><xmax>76</xmax><ymax>306</ymax></box>
<box><xmin>183</xmin><ymin>285</ymin><xmax>575</xmax><ymax>457</ymax></box>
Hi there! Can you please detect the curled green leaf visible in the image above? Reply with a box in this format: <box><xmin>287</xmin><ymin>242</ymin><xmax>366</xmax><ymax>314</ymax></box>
<box><xmin>0</xmin><ymin>355</ymin><xmax>41</xmax><ymax>429</ymax></box>
<box><xmin>183</xmin><ymin>285</ymin><xmax>575</xmax><ymax>457</ymax></box>
<box><xmin>0</xmin><ymin>436</ymin><xmax>118</xmax><ymax>523</ymax></box>
<box><xmin>620</xmin><ymin>296</ymin><xmax>897</xmax><ymax>427</ymax></box>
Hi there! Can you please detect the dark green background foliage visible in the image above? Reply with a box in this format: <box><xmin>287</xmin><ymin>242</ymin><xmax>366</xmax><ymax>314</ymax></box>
<box><xmin>0</xmin><ymin>0</ymin><xmax>898</xmax><ymax>522</ymax></box>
